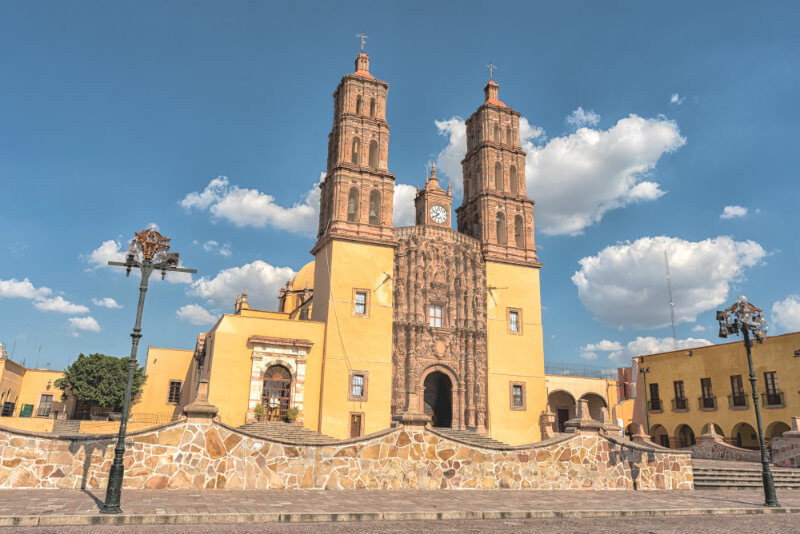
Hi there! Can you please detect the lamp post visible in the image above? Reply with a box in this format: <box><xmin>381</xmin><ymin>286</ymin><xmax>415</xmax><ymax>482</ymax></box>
<box><xmin>639</xmin><ymin>363</ymin><xmax>651</xmax><ymax>438</ymax></box>
<box><xmin>100</xmin><ymin>223</ymin><xmax>196</xmax><ymax>515</ymax></box>
<box><xmin>716</xmin><ymin>295</ymin><xmax>778</xmax><ymax>507</ymax></box>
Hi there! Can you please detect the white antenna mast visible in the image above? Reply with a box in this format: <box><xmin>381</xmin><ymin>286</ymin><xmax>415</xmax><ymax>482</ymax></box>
<box><xmin>665</xmin><ymin>249</ymin><xmax>677</xmax><ymax>350</ymax></box>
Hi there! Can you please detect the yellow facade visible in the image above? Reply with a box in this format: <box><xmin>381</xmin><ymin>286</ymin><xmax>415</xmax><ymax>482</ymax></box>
<box><xmin>545</xmin><ymin>374</ymin><xmax>634</xmax><ymax>433</ymax></box>
<box><xmin>485</xmin><ymin>261</ymin><xmax>546</xmax><ymax>444</ymax></box>
<box><xmin>311</xmin><ymin>240</ymin><xmax>395</xmax><ymax>437</ymax></box>
<box><xmin>0</xmin><ymin>357</ymin><xmax>25</xmax><ymax>415</ymax></box>
<box><xmin>636</xmin><ymin>331</ymin><xmax>800</xmax><ymax>448</ymax></box>
<box><xmin>0</xmin><ymin>356</ymin><xmax>70</xmax><ymax>426</ymax></box>
<box><xmin>132</xmin><ymin>346</ymin><xmax>196</xmax><ymax>423</ymax></box>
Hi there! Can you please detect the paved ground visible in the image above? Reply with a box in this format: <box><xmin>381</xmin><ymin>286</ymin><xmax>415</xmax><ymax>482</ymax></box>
<box><xmin>6</xmin><ymin>514</ymin><xmax>800</xmax><ymax>534</ymax></box>
<box><xmin>0</xmin><ymin>488</ymin><xmax>799</xmax><ymax>528</ymax></box>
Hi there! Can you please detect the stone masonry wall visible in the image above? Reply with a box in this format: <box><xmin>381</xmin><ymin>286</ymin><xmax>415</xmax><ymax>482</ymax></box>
<box><xmin>684</xmin><ymin>439</ymin><xmax>761</xmax><ymax>463</ymax></box>
<box><xmin>0</xmin><ymin>420</ymin><xmax>693</xmax><ymax>491</ymax></box>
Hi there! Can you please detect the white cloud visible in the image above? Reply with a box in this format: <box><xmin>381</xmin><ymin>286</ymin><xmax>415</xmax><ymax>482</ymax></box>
<box><xmin>33</xmin><ymin>296</ymin><xmax>89</xmax><ymax>314</ymax></box>
<box><xmin>202</xmin><ymin>240</ymin><xmax>232</xmax><ymax>257</ymax></box>
<box><xmin>670</xmin><ymin>93</ymin><xmax>686</xmax><ymax>105</ymax></box>
<box><xmin>176</xmin><ymin>304</ymin><xmax>218</xmax><ymax>325</ymax></box>
<box><xmin>586</xmin><ymin>336</ymin><xmax>713</xmax><ymax>363</ymax></box>
<box><xmin>579</xmin><ymin>351</ymin><xmax>598</xmax><ymax>360</ymax></box>
<box><xmin>393</xmin><ymin>183</ymin><xmax>417</xmax><ymax>226</ymax></box>
<box><xmin>720</xmin><ymin>205</ymin><xmax>748</xmax><ymax>219</ymax></box>
<box><xmin>187</xmin><ymin>260</ymin><xmax>296</xmax><ymax>310</ymax></box>
<box><xmin>691</xmin><ymin>324</ymin><xmax>707</xmax><ymax>332</ymax></box>
<box><xmin>0</xmin><ymin>278</ymin><xmax>52</xmax><ymax>300</ymax></box>
<box><xmin>434</xmin><ymin>113</ymin><xmax>684</xmax><ymax>235</ymax></box>
<box><xmin>180</xmin><ymin>175</ymin><xmax>322</xmax><ymax>237</ymax></box>
<box><xmin>67</xmin><ymin>316</ymin><xmax>101</xmax><ymax>336</ymax></box>
<box><xmin>772</xmin><ymin>295</ymin><xmax>800</xmax><ymax>332</ymax></box>
<box><xmin>84</xmin><ymin>240</ymin><xmax>126</xmax><ymax>269</ymax></box>
<box><xmin>572</xmin><ymin>236</ymin><xmax>767</xmax><ymax>329</ymax></box>
<box><xmin>566</xmin><ymin>107</ymin><xmax>600</xmax><ymax>128</ymax></box>
<box><xmin>92</xmin><ymin>297</ymin><xmax>122</xmax><ymax>309</ymax></box>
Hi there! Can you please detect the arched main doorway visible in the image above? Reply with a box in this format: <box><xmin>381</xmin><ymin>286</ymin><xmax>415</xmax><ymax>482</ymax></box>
<box><xmin>262</xmin><ymin>365</ymin><xmax>292</xmax><ymax>421</ymax></box>
<box><xmin>423</xmin><ymin>371</ymin><xmax>452</xmax><ymax>428</ymax></box>
<box><xmin>650</xmin><ymin>424</ymin><xmax>670</xmax><ymax>448</ymax></box>
<box><xmin>547</xmin><ymin>390</ymin><xmax>576</xmax><ymax>433</ymax></box>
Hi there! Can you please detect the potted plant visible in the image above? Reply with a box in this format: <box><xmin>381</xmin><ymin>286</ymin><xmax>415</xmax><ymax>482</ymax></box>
<box><xmin>286</xmin><ymin>406</ymin><xmax>301</xmax><ymax>423</ymax></box>
<box><xmin>254</xmin><ymin>403</ymin><xmax>266</xmax><ymax>422</ymax></box>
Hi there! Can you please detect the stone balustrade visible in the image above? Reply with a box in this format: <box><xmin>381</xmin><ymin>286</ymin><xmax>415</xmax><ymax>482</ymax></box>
<box><xmin>772</xmin><ymin>416</ymin><xmax>800</xmax><ymax>467</ymax></box>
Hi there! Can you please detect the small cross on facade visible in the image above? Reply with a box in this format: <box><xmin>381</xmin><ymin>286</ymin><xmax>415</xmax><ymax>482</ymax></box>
<box><xmin>355</xmin><ymin>32</ymin><xmax>369</xmax><ymax>53</ymax></box>
<box><xmin>486</xmin><ymin>62</ymin><xmax>497</xmax><ymax>81</ymax></box>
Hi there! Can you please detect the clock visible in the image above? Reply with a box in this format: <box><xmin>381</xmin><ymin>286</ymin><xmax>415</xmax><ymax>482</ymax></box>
<box><xmin>429</xmin><ymin>204</ymin><xmax>447</xmax><ymax>224</ymax></box>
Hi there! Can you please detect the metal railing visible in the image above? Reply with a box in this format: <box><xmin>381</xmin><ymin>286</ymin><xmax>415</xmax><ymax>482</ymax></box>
<box><xmin>544</xmin><ymin>361</ymin><xmax>618</xmax><ymax>379</ymax></box>
<box><xmin>671</xmin><ymin>398</ymin><xmax>689</xmax><ymax>411</ymax></box>
<box><xmin>762</xmin><ymin>391</ymin><xmax>784</xmax><ymax>407</ymax></box>
<box><xmin>649</xmin><ymin>399</ymin><xmax>663</xmax><ymax>412</ymax></box>
<box><xmin>728</xmin><ymin>394</ymin><xmax>748</xmax><ymax>408</ymax></box>
<box><xmin>698</xmin><ymin>396</ymin><xmax>717</xmax><ymax>410</ymax></box>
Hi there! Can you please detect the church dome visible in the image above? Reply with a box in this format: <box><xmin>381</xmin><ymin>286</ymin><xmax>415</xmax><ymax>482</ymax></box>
<box><xmin>292</xmin><ymin>260</ymin><xmax>315</xmax><ymax>291</ymax></box>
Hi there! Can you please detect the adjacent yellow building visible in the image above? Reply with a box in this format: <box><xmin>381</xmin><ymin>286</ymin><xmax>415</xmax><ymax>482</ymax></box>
<box><xmin>635</xmin><ymin>331</ymin><xmax>799</xmax><ymax>449</ymax></box>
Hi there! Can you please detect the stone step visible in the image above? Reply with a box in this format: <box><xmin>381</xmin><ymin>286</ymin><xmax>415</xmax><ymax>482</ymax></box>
<box><xmin>433</xmin><ymin>428</ymin><xmax>512</xmax><ymax>449</ymax></box>
<box><xmin>52</xmin><ymin>420</ymin><xmax>80</xmax><ymax>434</ymax></box>
<box><xmin>237</xmin><ymin>422</ymin><xmax>337</xmax><ymax>444</ymax></box>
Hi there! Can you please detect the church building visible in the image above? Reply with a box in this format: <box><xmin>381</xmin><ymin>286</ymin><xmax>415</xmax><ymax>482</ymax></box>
<box><xmin>139</xmin><ymin>51</ymin><xmax>548</xmax><ymax>445</ymax></box>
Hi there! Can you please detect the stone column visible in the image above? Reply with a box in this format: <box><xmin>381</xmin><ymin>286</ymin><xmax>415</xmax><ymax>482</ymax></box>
<box><xmin>183</xmin><ymin>380</ymin><xmax>219</xmax><ymax>424</ymax></box>
<box><xmin>564</xmin><ymin>399</ymin><xmax>604</xmax><ymax>434</ymax></box>
<box><xmin>600</xmin><ymin>407</ymin><xmax>623</xmax><ymax>436</ymax></box>
<box><xmin>539</xmin><ymin>404</ymin><xmax>556</xmax><ymax>439</ymax></box>
<box><xmin>771</xmin><ymin>416</ymin><xmax>800</xmax><ymax>467</ymax></box>
<box><xmin>631</xmin><ymin>424</ymin><xmax>653</xmax><ymax>445</ymax></box>
<box><xmin>698</xmin><ymin>423</ymin><xmax>724</xmax><ymax>444</ymax></box>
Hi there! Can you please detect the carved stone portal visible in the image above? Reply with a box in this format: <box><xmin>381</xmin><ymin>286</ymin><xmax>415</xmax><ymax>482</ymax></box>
<box><xmin>391</xmin><ymin>227</ymin><xmax>488</xmax><ymax>431</ymax></box>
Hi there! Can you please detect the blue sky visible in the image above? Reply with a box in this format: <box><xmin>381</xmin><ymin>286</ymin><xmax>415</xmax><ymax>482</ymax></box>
<box><xmin>1</xmin><ymin>1</ymin><xmax>799</xmax><ymax>371</ymax></box>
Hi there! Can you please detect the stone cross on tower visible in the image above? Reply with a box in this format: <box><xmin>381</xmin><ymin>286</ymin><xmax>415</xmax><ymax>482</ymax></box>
<box><xmin>355</xmin><ymin>32</ymin><xmax>368</xmax><ymax>53</ymax></box>
<box><xmin>486</xmin><ymin>61</ymin><xmax>497</xmax><ymax>81</ymax></box>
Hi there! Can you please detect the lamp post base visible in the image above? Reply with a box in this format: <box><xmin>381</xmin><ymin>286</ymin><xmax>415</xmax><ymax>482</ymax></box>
<box><xmin>99</xmin><ymin>504</ymin><xmax>122</xmax><ymax>514</ymax></box>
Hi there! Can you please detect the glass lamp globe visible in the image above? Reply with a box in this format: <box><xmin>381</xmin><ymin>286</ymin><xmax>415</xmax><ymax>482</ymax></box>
<box><xmin>153</xmin><ymin>250</ymin><xmax>167</xmax><ymax>264</ymax></box>
<box><xmin>737</xmin><ymin>295</ymin><xmax>748</xmax><ymax>304</ymax></box>
<box><xmin>145</xmin><ymin>222</ymin><xmax>160</xmax><ymax>233</ymax></box>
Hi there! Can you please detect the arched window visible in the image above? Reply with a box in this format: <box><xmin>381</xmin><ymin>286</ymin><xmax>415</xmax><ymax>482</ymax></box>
<box><xmin>509</xmin><ymin>166</ymin><xmax>518</xmax><ymax>194</ymax></box>
<box><xmin>347</xmin><ymin>187</ymin><xmax>359</xmax><ymax>222</ymax></box>
<box><xmin>355</xmin><ymin>96</ymin><xmax>362</xmax><ymax>115</ymax></box>
<box><xmin>495</xmin><ymin>162</ymin><xmax>503</xmax><ymax>191</ymax></box>
<box><xmin>368</xmin><ymin>190</ymin><xmax>381</xmax><ymax>225</ymax></box>
<box><xmin>472</xmin><ymin>214</ymin><xmax>481</xmax><ymax>239</ymax></box>
<box><xmin>506</xmin><ymin>126</ymin><xmax>511</xmax><ymax>144</ymax></box>
<box><xmin>514</xmin><ymin>215</ymin><xmax>524</xmax><ymax>248</ymax></box>
<box><xmin>496</xmin><ymin>212</ymin><xmax>506</xmax><ymax>244</ymax></box>
<box><xmin>369</xmin><ymin>98</ymin><xmax>376</xmax><ymax>118</ymax></box>
<box><xmin>350</xmin><ymin>137</ymin><xmax>360</xmax><ymax>164</ymax></box>
<box><xmin>368</xmin><ymin>140</ymin><xmax>379</xmax><ymax>169</ymax></box>
<box><xmin>493</xmin><ymin>124</ymin><xmax>499</xmax><ymax>141</ymax></box>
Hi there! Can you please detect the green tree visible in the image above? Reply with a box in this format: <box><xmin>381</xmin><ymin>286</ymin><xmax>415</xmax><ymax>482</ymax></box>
<box><xmin>54</xmin><ymin>353</ymin><xmax>146</xmax><ymax>411</ymax></box>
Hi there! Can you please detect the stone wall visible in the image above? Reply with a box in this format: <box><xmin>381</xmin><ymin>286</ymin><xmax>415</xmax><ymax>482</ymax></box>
<box><xmin>0</xmin><ymin>419</ymin><xmax>693</xmax><ymax>491</ymax></box>
<box><xmin>771</xmin><ymin>417</ymin><xmax>800</xmax><ymax>467</ymax></box>
<box><xmin>683</xmin><ymin>438</ymin><xmax>761</xmax><ymax>462</ymax></box>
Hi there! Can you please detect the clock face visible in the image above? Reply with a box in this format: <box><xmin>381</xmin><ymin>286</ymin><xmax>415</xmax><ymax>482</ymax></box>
<box><xmin>429</xmin><ymin>204</ymin><xmax>447</xmax><ymax>223</ymax></box>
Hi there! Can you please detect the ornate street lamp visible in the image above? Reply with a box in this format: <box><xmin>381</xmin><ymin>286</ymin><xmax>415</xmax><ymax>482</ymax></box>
<box><xmin>100</xmin><ymin>223</ymin><xmax>196</xmax><ymax>515</ymax></box>
<box><xmin>716</xmin><ymin>295</ymin><xmax>778</xmax><ymax>507</ymax></box>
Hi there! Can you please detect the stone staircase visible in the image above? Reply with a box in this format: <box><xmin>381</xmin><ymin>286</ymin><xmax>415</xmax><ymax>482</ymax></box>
<box><xmin>238</xmin><ymin>421</ymin><xmax>337</xmax><ymax>445</ymax></box>
<box><xmin>693</xmin><ymin>459</ymin><xmax>800</xmax><ymax>490</ymax></box>
<box><xmin>52</xmin><ymin>420</ymin><xmax>80</xmax><ymax>434</ymax></box>
<box><xmin>433</xmin><ymin>427</ymin><xmax>512</xmax><ymax>449</ymax></box>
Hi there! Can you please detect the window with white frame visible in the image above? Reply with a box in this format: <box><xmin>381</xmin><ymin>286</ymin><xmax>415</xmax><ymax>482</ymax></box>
<box><xmin>429</xmin><ymin>304</ymin><xmax>442</xmax><ymax>327</ymax></box>
<box><xmin>354</xmin><ymin>291</ymin><xmax>367</xmax><ymax>315</ymax></box>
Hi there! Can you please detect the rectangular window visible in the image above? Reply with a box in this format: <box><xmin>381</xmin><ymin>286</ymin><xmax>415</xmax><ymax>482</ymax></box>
<box><xmin>649</xmin><ymin>383</ymin><xmax>662</xmax><ymax>411</ymax></box>
<box><xmin>348</xmin><ymin>370</ymin><xmax>369</xmax><ymax>401</ymax></box>
<box><xmin>764</xmin><ymin>371</ymin><xmax>781</xmax><ymax>406</ymax></box>
<box><xmin>37</xmin><ymin>394</ymin><xmax>53</xmax><ymax>417</ymax></box>
<box><xmin>507</xmin><ymin>308</ymin><xmax>521</xmax><ymax>334</ymax></box>
<box><xmin>354</xmin><ymin>291</ymin><xmax>367</xmax><ymax>316</ymax></box>
<box><xmin>168</xmin><ymin>380</ymin><xmax>182</xmax><ymax>404</ymax></box>
<box><xmin>2</xmin><ymin>402</ymin><xmax>15</xmax><ymax>417</ymax></box>
<box><xmin>429</xmin><ymin>305</ymin><xmax>442</xmax><ymax>328</ymax></box>
<box><xmin>673</xmin><ymin>381</ymin><xmax>687</xmax><ymax>410</ymax></box>
<box><xmin>509</xmin><ymin>382</ymin><xmax>526</xmax><ymax>410</ymax></box>
<box><xmin>730</xmin><ymin>375</ymin><xmax>746</xmax><ymax>407</ymax></box>
<box><xmin>700</xmin><ymin>377</ymin><xmax>715</xmax><ymax>409</ymax></box>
